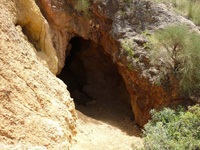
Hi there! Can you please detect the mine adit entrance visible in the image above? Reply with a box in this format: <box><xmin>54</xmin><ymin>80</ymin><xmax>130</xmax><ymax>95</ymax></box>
<box><xmin>58</xmin><ymin>37</ymin><xmax>134</xmax><ymax>125</ymax></box>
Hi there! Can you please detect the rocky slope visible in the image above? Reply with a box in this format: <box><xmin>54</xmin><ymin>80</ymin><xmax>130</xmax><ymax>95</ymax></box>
<box><xmin>0</xmin><ymin>0</ymin><xmax>77</xmax><ymax>149</ymax></box>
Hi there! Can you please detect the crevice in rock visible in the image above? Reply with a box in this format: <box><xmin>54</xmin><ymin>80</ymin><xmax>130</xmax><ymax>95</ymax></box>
<box><xmin>21</xmin><ymin>26</ymin><xmax>41</xmax><ymax>52</ymax></box>
<box><xmin>57</xmin><ymin>36</ymin><xmax>135</xmax><ymax>133</ymax></box>
<box><xmin>15</xmin><ymin>24</ymin><xmax>40</xmax><ymax>52</ymax></box>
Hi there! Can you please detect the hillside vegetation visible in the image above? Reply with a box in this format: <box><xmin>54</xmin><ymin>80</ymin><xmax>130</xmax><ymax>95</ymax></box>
<box><xmin>140</xmin><ymin>2</ymin><xmax>200</xmax><ymax>149</ymax></box>
<box><xmin>142</xmin><ymin>105</ymin><xmax>200</xmax><ymax>150</ymax></box>
<box><xmin>148</xmin><ymin>25</ymin><xmax>200</xmax><ymax>95</ymax></box>
<box><xmin>153</xmin><ymin>0</ymin><xmax>200</xmax><ymax>25</ymax></box>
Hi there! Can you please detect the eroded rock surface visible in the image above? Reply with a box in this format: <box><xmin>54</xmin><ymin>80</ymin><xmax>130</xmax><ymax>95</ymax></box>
<box><xmin>15</xmin><ymin>0</ymin><xmax>58</xmax><ymax>74</ymax></box>
<box><xmin>34</xmin><ymin>0</ymin><xmax>197</xmax><ymax>126</ymax></box>
<box><xmin>0</xmin><ymin>0</ymin><xmax>76</xmax><ymax>149</ymax></box>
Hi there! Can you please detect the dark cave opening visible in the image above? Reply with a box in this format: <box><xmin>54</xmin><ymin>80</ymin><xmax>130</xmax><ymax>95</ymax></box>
<box><xmin>58</xmin><ymin>37</ymin><xmax>134</xmax><ymax>126</ymax></box>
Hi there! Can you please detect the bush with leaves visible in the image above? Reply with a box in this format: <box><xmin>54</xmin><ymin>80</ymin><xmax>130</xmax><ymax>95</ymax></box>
<box><xmin>148</xmin><ymin>24</ymin><xmax>200</xmax><ymax>95</ymax></box>
<box><xmin>142</xmin><ymin>105</ymin><xmax>200</xmax><ymax>150</ymax></box>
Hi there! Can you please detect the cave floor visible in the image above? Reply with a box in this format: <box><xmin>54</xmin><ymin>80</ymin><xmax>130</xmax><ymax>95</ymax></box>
<box><xmin>71</xmin><ymin>97</ymin><xmax>143</xmax><ymax>150</ymax></box>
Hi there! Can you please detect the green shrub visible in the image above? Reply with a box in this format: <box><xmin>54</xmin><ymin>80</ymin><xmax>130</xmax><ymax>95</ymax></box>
<box><xmin>188</xmin><ymin>2</ymin><xmax>200</xmax><ymax>25</ymax></box>
<box><xmin>142</xmin><ymin>105</ymin><xmax>200</xmax><ymax>150</ymax></box>
<box><xmin>148</xmin><ymin>24</ymin><xmax>200</xmax><ymax>95</ymax></box>
<box><xmin>121</xmin><ymin>39</ymin><xmax>134</xmax><ymax>57</ymax></box>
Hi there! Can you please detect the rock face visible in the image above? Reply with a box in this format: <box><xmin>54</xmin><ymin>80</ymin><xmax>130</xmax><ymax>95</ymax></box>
<box><xmin>0</xmin><ymin>0</ymin><xmax>77</xmax><ymax>149</ymax></box>
<box><xmin>0</xmin><ymin>0</ymin><xmax>197</xmax><ymax>148</ymax></box>
<box><xmin>34</xmin><ymin>0</ymin><xmax>197</xmax><ymax>126</ymax></box>
<box><xmin>14</xmin><ymin>0</ymin><xmax>58</xmax><ymax>74</ymax></box>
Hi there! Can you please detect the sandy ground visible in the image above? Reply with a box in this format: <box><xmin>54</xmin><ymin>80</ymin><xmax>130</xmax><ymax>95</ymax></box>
<box><xmin>72</xmin><ymin>97</ymin><xmax>143</xmax><ymax>150</ymax></box>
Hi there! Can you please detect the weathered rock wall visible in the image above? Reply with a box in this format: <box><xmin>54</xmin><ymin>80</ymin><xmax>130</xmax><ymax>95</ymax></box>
<box><xmin>0</xmin><ymin>0</ymin><xmax>77</xmax><ymax>149</ymax></box>
<box><xmin>15</xmin><ymin>0</ymin><xmax>58</xmax><ymax>74</ymax></box>
<box><xmin>34</xmin><ymin>0</ymin><xmax>198</xmax><ymax>126</ymax></box>
<box><xmin>35</xmin><ymin>0</ymin><xmax>118</xmax><ymax>74</ymax></box>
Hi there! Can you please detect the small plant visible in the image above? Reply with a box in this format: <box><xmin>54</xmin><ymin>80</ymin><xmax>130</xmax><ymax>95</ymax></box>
<box><xmin>141</xmin><ymin>28</ymin><xmax>150</xmax><ymax>37</ymax></box>
<box><xmin>121</xmin><ymin>39</ymin><xmax>134</xmax><ymax>57</ymax></box>
<box><xmin>142</xmin><ymin>105</ymin><xmax>200</xmax><ymax>150</ymax></box>
<box><xmin>121</xmin><ymin>39</ymin><xmax>140</xmax><ymax>70</ymax></box>
<box><xmin>148</xmin><ymin>24</ymin><xmax>200</xmax><ymax>95</ymax></box>
<box><xmin>142</xmin><ymin>28</ymin><xmax>151</xmax><ymax>49</ymax></box>
<box><xmin>128</xmin><ymin>63</ymin><xmax>133</xmax><ymax>70</ymax></box>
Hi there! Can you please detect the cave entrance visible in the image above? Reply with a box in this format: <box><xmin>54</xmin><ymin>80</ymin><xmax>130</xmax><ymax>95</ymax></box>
<box><xmin>58</xmin><ymin>37</ymin><xmax>134</xmax><ymax>128</ymax></box>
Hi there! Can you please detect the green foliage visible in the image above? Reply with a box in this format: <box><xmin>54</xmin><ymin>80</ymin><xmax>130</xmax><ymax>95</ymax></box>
<box><xmin>121</xmin><ymin>39</ymin><xmax>134</xmax><ymax>57</ymax></box>
<box><xmin>141</xmin><ymin>28</ymin><xmax>150</xmax><ymax>37</ymax></box>
<box><xmin>121</xmin><ymin>39</ymin><xmax>140</xmax><ymax>69</ymax></box>
<box><xmin>148</xmin><ymin>24</ymin><xmax>200</xmax><ymax>95</ymax></box>
<box><xmin>152</xmin><ymin>0</ymin><xmax>200</xmax><ymax>25</ymax></box>
<box><xmin>128</xmin><ymin>63</ymin><xmax>133</xmax><ymax>70</ymax></box>
<box><xmin>142</xmin><ymin>105</ymin><xmax>200</xmax><ymax>150</ymax></box>
<box><xmin>142</xmin><ymin>28</ymin><xmax>151</xmax><ymax>49</ymax></box>
<box><xmin>75</xmin><ymin>0</ymin><xmax>90</xmax><ymax>12</ymax></box>
<box><xmin>188</xmin><ymin>2</ymin><xmax>200</xmax><ymax>25</ymax></box>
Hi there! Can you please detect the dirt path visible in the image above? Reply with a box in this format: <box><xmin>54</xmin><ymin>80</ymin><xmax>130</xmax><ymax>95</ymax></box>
<box><xmin>72</xmin><ymin>97</ymin><xmax>143</xmax><ymax>150</ymax></box>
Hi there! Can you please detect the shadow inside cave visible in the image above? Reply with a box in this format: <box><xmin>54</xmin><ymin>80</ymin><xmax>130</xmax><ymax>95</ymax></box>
<box><xmin>57</xmin><ymin>37</ymin><xmax>141</xmax><ymax>137</ymax></box>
